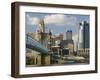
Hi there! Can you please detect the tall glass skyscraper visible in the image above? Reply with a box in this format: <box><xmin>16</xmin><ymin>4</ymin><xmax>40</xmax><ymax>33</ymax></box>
<box><xmin>79</xmin><ymin>21</ymin><xmax>89</xmax><ymax>49</ymax></box>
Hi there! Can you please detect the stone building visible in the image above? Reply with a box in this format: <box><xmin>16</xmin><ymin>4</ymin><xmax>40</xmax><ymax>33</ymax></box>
<box><xmin>26</xmin><ymin>49</ymin><xmax>41</xmax><ymax>66</ymax></box>
<box><xmin>26</xmin><ymin>48</ymin><xmax>51</xmax><ymax>66</ymax></box>
<box><xmin>64</xmin><ymin>30</ymin><xmax>74</xmax><ymax>55</ymax></box>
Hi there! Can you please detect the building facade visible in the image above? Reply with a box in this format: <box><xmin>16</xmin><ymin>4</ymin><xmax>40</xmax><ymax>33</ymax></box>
<box><xmin>65</xmin><ymin>30</ymin><xmax>74</xmax><ymax>55</ymax></box>
<box><xmin>26</xmin><ymin>48</ymin><xmax>51</xmax><ymax>66</ymax></box>
<box><xmin>78</xmin><ymin>21</ymin><xmax>90</xmax><ymax>49</ymax></box>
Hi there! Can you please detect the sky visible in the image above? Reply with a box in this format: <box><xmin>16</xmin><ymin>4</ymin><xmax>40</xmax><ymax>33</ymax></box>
<box><xmin>25</xmin><ymin>12</ymin><xmax>90</xmax><ymax>47</ymax></box>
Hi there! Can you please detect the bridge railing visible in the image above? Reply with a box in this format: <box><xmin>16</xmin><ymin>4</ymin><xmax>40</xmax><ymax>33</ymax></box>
<box><xmin>26</xmin><ymin>35</ymin><xmax>48</xmax><ymax>54</ymax></box>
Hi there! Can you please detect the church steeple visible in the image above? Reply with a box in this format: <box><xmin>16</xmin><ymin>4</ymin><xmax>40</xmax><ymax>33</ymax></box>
<box><xmin>38</xmin><ymin>18</ymin><xmax>45</xmax><ymax>33</ymax></box>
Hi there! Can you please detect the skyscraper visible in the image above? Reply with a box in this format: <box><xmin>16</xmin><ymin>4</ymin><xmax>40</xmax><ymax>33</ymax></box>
<box><xmin>78</xmin><ymin>21</ymin><xmax>89</xmax><ymax>49</ymax></box>
<box><xmin>66</xmin><ymin>30</ymin><xmax>72</xmax><ymax>40</ymax></box>
<box><xmin>65</xmin><ymin>30</ymin><xmax>74</xmax><ymax>55</ymax></box>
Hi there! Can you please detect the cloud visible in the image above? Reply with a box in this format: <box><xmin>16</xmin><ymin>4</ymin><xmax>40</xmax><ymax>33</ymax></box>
<box><xmin>26</xmin><ymin>14</ymin><xmax>78</xmax><ymax>27</ymax></box>
<box><xmin>44</xmin><ymin>14</ymin><xmax>66</xmax><ymax>25</ymax></box>
<box><xmin>44</xmin><ymin>14</ymin><xmax>78</xmax><ymax>26</ymax></box>
<box><xmin>65</xmin><ymin>15</ymin><xmax>78</xmax><ymax>26</ymax></box>
<box><xmin>26</xmin><ymin>14</ymin><xmax>39</xmax><ymax>25</ymax></box>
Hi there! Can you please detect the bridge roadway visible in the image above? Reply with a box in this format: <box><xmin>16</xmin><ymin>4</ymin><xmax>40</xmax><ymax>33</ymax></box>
<box><xmin>26</xmin><ymin>35</ymin><xmax>48</xmax><ymax>54</ymax></box>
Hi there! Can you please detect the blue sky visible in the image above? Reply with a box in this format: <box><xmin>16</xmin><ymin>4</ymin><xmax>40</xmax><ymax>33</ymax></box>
<box><xmin>25</xmin><ymin>12</ymin><xmax>89</xmax><ymax>40</ymax></box>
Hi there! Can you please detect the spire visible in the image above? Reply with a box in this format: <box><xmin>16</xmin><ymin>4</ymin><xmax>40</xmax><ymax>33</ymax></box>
<box><xmin>38</xmin><ymin>18</ymin><xmax>45</xmax><ymax>32</ymax></box>
<box><xmin>49</xmin><ymin>29</ymin><xmax>52</xmax><ymax>36</ymax></box>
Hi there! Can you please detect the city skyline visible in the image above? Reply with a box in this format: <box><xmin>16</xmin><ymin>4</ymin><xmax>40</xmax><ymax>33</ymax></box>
<box><xmin>25</xmin><ymin>12</ymin><xmax>89</xmax><ymax>39</ymax></box>
<box><xmin>25</xmin><ymin>12</ymin><xmax>90</xmax><ymax>50</ymax></box>
<box><xmin>25</xmin><ymin>12</ymin><xmax>90</xmax><ymax>66</ymax></box>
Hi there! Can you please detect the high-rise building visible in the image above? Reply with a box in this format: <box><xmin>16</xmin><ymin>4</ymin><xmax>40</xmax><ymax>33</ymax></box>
<box><xmin>65</xmin><ymin>30</ymin><xmax>74</xmax><ymax>55</ymax></box>
<box><xmin>66</xmin><ymin>30</ymin><xmax>72</xmax><ymax>40</ymax></box>
<box><xmin>78</xmin><ymin>21</ymin><xmax>89</xmax><ymax>49</ymax></box>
